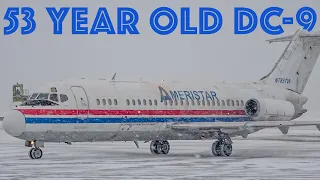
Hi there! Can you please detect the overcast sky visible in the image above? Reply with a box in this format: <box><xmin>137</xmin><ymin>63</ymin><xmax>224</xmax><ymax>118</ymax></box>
<box><xmin>1</xmin><ymin>0</ymin><xmax>319</xmax><ymax>116</ymax></box>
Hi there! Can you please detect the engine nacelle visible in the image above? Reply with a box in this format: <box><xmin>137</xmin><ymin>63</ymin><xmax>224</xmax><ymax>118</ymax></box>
<box><xmin>244</xmin><ymin>98</ymin><xmax>295</xmax><ymax>121</ymax></box>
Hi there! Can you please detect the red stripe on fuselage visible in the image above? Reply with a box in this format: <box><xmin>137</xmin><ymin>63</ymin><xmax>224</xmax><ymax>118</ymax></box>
<box><xmin>17</xmin><ymin>109</ymin><xmax>246</xmax><ymax>116</ymax></box>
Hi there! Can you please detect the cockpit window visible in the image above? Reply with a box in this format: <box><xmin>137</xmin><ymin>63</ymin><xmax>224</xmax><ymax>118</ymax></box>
<box><xmin>29</xmin><ymin>93</ymin><xmax>39</xmax><ymax>100</ymax></box>
<box><xmin>37</xmin><ymin>93</ymin><xmax>49</xmax><ymax>100</ymax></box>
<box><xmin>49</xmin><ymin>94</ymin><xmax>59</xmax><ymax>102</ymax></box>
<box><xmin>20</xmin><ymin>100</ymin><xmax>59</xmax><ymax>106</ymax></box>
<box><xmin>60</xmin><ymin>94</ymin><xmax>68</xmax><ymax>103</ymax></box>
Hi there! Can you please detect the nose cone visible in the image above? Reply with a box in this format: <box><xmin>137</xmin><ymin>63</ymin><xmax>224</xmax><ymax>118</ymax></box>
<box><xmin>2</xmin><ymin>110</ymin><xmax>26</xmax><ymax>137</ymax></box>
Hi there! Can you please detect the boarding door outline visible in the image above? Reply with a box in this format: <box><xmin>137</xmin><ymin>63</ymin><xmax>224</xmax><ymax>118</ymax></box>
<box><xmin>70</xmin><ymin>86</ymin><xmax>89</xmax><ymax>120</ymax></box>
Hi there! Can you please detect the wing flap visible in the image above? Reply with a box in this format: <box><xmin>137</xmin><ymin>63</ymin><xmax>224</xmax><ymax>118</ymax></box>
<box><xmin>171</xmin><ymin>122</ymin><xmax>246</xmax><ymax>130</ymax></box>
<box><xmin>171</xmin><ymin>121</ymin><xmax>320</xmax><ymax>131</ymax></box>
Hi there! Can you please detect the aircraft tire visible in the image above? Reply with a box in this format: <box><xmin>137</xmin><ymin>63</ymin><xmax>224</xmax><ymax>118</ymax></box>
<box><xmin>28</xmin><ymin>148</ymin><xmax>35</xmax><ymax>159</ymax></box>
<box><xmin>33</xmin><ymin>148</ymin><xmax>43</xmax><ymax>159</ymax></box>
<box><xmin>29</xmin><ymin>148</ymin><xmax>43</xmax><ymax>159</ymax></box>
<box><xmin>212</xmin><ymin>141</ymin><xmax>222</xmax><ymax>156</ymax></box>
<box><xmin>161</xmin><ymin>141</ymin><xmax>170</xmax><ymax>155</ymax></box>
<box><xmin>220</xmin><ymin>143</ymin><xmax>232</xmax><ymax>157</ymax></box>
<box><xmin>150</xmin><ymin>141</ymin><xmax>161</xmax><ymax>155</ymax></box>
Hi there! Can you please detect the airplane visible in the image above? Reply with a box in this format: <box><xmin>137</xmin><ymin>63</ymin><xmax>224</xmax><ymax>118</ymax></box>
<box><xmin>2</xmin><ymin>29</ymin><xmax>320</xmax><ymax>160</ymax></box>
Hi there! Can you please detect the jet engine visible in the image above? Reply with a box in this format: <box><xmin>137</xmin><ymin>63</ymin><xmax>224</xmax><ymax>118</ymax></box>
<box><xmin>244</xmin><ymin>98</ymin><xmax>295</xmax><ymax>121</ymax></box>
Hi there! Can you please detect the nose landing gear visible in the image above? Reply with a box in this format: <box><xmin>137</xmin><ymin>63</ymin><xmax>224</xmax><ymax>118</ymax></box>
<box><xmin>29</xmin><ymin>147</ymin><xmax>43</xmax><ymax>159</ymax></box>
<box><xmin>25</xmin><ymin>140</ymin><xmax>44</xmax><ymax>159</ymax></box>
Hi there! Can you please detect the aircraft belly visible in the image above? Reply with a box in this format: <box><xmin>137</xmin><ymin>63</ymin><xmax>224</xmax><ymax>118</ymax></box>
<box><xmin>21</xmin><ymin>123</ymin><xmax>164</xmax><ymax>142</ymax></box>
<box><xmin>20</xmin><ymin>123</ymin><xmax>250</xmax><ymax>142</ymax></box>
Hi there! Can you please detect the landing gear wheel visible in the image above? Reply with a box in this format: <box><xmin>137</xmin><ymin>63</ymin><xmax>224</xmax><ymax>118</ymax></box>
<box><xmin>150</xmin><ymin>141</ymin><xmax>160</xmax><ymax>155</ymax></box>
<box><xmin>211</xmin><ymin>141</ymin><xmax>222</xmax><ymax>156</ymax></box>
<box><xmin>220</xmin><ymin>143</ymin><xmax>232</xmax><ymax>157</ymax></box>
<box><xmin>28</xmin><ymin>148</ymin><xmax>43</xmax><ymax>159</ymax></box>
<box><xmin>28</xmin><ymin>148</ymin><xmax>35</xmax><ymax>159</ymax></box>
<box><xmin>211</xmin><ymin>132</ymin><xmax>233</xmax><ymax>157</ymax></box>
<box><xmin>150</xmin><ymin>140</ymin><xmax>170</xmax><ymax>155</ymax></box>
<box><xmin>161</xmin><ymin>141</ymin><xmax>170</xmax><ymax>155</ymax></box>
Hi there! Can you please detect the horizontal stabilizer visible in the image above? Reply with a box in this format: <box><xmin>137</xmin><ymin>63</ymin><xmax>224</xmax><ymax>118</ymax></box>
<box><xmin>266</xmin><ymin>35</ymin><xmax>294</xmax><ymax>43</ymax></box>
<box><xmin>171</xmin><ymin>121</ymin><xmax>320</xmax><ymax>131</ymax></box>
<box><xmin>266</xmin><ymin>30</ymin><xmax>320</xmax><ymax>43</ymax></box>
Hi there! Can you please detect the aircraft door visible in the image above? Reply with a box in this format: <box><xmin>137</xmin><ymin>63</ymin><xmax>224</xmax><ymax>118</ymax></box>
<box><xmin>70</xmin><ymin>86</ymin><xmax>89</xmax><ymax>120</ymax></box>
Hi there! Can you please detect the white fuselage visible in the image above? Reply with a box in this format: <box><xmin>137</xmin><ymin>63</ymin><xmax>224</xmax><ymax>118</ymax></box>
<box><xmin>5</xmin><ymin>79</ymin><xmax>305</xmax><ymax>143</ymax></box>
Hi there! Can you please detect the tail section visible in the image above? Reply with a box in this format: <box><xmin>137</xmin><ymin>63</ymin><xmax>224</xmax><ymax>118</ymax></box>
<box><xmin>260</xmin><ymin>29</ymin><xmax>320</xmax><ymax>94</ymax></box>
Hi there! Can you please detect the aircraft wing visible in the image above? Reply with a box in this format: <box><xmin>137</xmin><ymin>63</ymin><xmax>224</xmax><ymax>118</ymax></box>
<box><xmin>171</xmin><ymin>121</ymin><xmax>320</xmax><ymax>131</ymax></box>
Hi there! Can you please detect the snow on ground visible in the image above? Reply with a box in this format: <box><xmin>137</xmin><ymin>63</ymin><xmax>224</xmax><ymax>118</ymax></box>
<box><xmin>1</xmin><ymin>124</ymin><xmax>320</xmax><ymax>179</ymax></box>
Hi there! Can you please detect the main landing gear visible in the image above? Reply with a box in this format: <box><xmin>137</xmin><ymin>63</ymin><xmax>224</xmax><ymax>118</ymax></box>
<box><xmin>149</xmin><ymin>134</ymin><xmax>233</xmax><ymax>157</ymax></box>
<box><xmin>150</xmin><ymin>140</ymin><xmax>170</xmax><ymax>155</ymax></box>
<box><xmin>25</xmin><ymin>140</ymin><xmax>44</xmax><ymax>159</ymax></box>
<box><xmin>211</xmin><ymin>132</ymin><xmax>233</xmax><ymax>156</ymax></box>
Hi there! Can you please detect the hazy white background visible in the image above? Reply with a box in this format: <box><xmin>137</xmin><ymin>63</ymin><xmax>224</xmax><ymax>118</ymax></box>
<box><xmin>0</xmin><ymin>0</ymin><xmax>319</xmax><ymax>116</ymax></box>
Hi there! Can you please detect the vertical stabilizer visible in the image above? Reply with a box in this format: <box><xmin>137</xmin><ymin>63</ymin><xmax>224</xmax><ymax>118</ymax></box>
<box><xmin>260</xmin><ymin>30</ymin><xmax>320</xmax><ymax>94</ymax></box>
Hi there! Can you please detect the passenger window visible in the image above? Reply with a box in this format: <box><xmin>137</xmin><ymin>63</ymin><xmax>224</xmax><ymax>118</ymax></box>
<box><xmin>132</xmin><ymin>99</ymin><xmax>136</xmax><ymax>106</ymax></box>
<box><xmin>164</xmin><ymin>100</ymin><xmax>168</xmax><ymax>106</ymax></box>
<box><xmin>186</xmin><ymin>99</ymin><xmax>189</xmax><ymax>106</ymax></box>
<box><xmin>212</xmin><ymin>99</ymin><xmax>215</xmax><ymax>106</ymax></box>
<box><xmin>97</xmin><ymin>99</ymin><xmax>100</xmax><ymax>105</ymax></box>
<box><xmin>197</xmin><ymin>99</ymin><xmax>200</xmax><ymax>106</ymax></box>
<box><xmin>30</xmin><ymin>93</ymin><xmax>39</xmax><ymax>100</ymax></box>
<box><xmin>231</xmin><ymin>100</ymin><xmax>235</xmax><ymax>106</ymax></box>
<box><xmin>236</xmin><ymin>100</ymin><xmax>239</xmax><ymax>106</ymax></box>
<box><xmin>169</xmin><ymin>100</ymin><xmax>173</xmax><ymax>106</ymax></box>
<box><xmin>222</xmin><ymin>100</ymin><xmax>225</xmax><ymax>106</ymax></box>
<box><xmin>60</xmin><ymin>94</ymin><xmax>68</xmax><ymax>103</ymax></box>
<box><xmin>49</xmin><ymin>94</ymin><xmax>59</xmax><ymax>102</ymax></box>
<box><xmin>174</xmin><ymin>100</ymin><xmax>178</xmax><ymax>106</ymax></box>
<box><xmin>191</xmin><ymin>99</ymin><xmax>195</xmax><ymax>106</ymax></box>
<box><xmin>126</xmin><ymin>99</ymin><xmax>130</xmax><ymax>105</ymax></box>
<box><xmin>37</xmin><ymin>93</ymin><xmax>49</xmax><ymax>100</ymax></box>
<box><xmin>143</xmin><ymin>99</ymin><xmax>147</xmax><ymax>106</ymax></box>
<box><xmin>241</xmin><ymin>100</ymin><xmax>244</xmax><ymax>106</ymax></box>
<box><xmin>180</xmin><ymin>100</ymin><xmax>184</xmax><ymax>106</ymax></box>
<box><xmin>102</xmin><ymin>99</ymin><xmax>106</xmax><ymax>105</ymax></box>
<box><xmin>154</xmin><ymin>99</ymin><xmax>158</xmax><ymax>106</ymax></box>
<box><xmin>108</xmin><ymin>99</ymin><xmax>112</xmax><ymax>105</ymax></box>
<box><xmin>138</xmin><ymin>99</ymin><xmax>141</xmax><ymax>105</ymax></box>
<box><xmin>217</xmin><ymin>100</ymin><xmax>220</xmax><ymax>106</ymax></box>
<box><xmin>149</xmin><ymin>99</ymin><xmax>152</xmax><ymax>106</ymax></box>
<box><xmin>227</xmin><ymin>99</ymin><xmax>230</xmax><ymax>106</ymax></box>
<box><xmin>114</xmin><ymin>99</ymin><xmax>117</xmax><ymax>105</ymax></box>
<box><xmin>207</xmin><ymin>100</ymin><xmax>210</xmax><ymax>106</ymax></box>
<box><xmin>202</xmin><ymin>100</ymin><xmax>205</xmax><ymax>106</ymax></box>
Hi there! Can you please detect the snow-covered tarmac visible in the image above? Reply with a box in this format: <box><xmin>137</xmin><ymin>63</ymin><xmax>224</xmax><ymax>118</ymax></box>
<box><xmin>1</xmin><ymin>125</ymin><xmax>320</xmax><ymax>180</ymax></box>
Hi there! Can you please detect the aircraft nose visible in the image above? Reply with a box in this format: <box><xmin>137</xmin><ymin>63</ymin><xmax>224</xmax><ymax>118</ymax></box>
<box><xmin>2</xmin><ymin>110</ymin><xmax>26</xmax><ymax>137</ymax></box>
